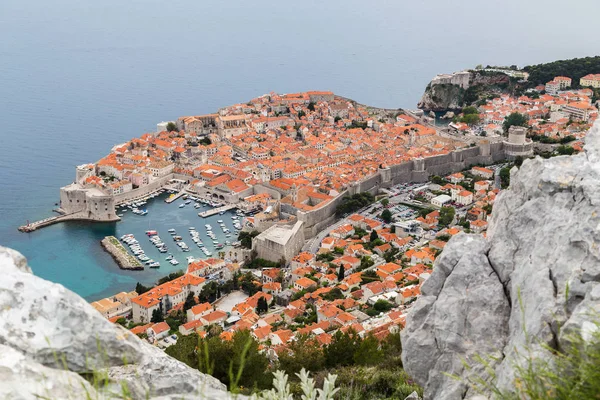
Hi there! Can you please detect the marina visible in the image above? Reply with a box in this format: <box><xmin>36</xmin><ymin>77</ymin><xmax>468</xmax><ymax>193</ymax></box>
<box><xmin>103</xmin><ymin>191</ymin><xmax>244</xmax><ymax>272</ymax></box>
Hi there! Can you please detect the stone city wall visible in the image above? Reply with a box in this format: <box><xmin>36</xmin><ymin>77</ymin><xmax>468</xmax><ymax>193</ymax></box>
<box><xmin>298</xmin><ymin>142</ymin><xmax>506</xmax><ymax>238</ymax></box>
<box><xmin>113</xmin><ymin>175</ymin><xmax>174</xmax><ymax>204</ymax></box>
<box><xmin>252</xmin><ymin>184</ymin><xmax>282</xmax><ymax>200</ymax></box>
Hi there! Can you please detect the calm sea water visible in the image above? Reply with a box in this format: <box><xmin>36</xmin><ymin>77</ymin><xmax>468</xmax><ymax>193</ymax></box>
<box><xmin>1</xmin><ymin>0</ymin><xmax>599</xmax><ymax>301</ymax></box>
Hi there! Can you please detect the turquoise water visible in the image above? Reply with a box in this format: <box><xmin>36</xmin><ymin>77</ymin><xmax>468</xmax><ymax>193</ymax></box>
<box><xmin>9</xmin><ymin>193</ymin><xmax>241</xmax><ymax>301</ymax></box>
<box><xmin>2</xmin><ymin>0</ymin><xmax>599</xmax><ymax>301</ymax></box>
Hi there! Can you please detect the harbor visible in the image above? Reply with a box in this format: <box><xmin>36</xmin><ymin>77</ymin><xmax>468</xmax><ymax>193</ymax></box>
<box><xmin>106</xmin><ymin>191</ymin><xmax>247</xmax><ymax>272</ymax></box>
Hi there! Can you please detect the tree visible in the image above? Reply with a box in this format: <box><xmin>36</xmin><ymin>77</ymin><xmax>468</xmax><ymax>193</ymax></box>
<box><xmin>438</xmin><ymin>206</ymin><xmax>455</xmax><ymax>227</ymax></box>
<box><xmin>307</xmin><ymin>102</ymin><xmax>315</xmax><ymax>111</ymax></box>
<box><xmin>238</xmin><ymin>230</ymin><xmax>259</xmax><ymax>249</ymax></box>
<box><xmin>462</xmin><ymin>106</ymin><xmax>478</xmax><ymax>115</ymax></box>
<box><xmin>381</xmin><ymin>209</ymin><xmax>393</xmax><ymax>223</ymax></box>
<box><xmin>500</xmin><ymin>165</ymin><xmax>512</xmax><ymax>189</ymax></box>
<box><xmin>503</xmin><ymin>112</ymin><xmax>528</xmax><ymax>132</ymax></box>
<box><xmin>169</xmin><ymin>330</ymin><xmax>272</xmax><ymax>391</ymax></box>
<box><xmin>354</xmin><ymin>334</ymin><xmax>384</xmax><ymax>366</ymax></box>
<box><xmin>151</xmin><ymin>307</ymin><xmax>164</xmax><ymax>323</ymax></box>
<box><xmin>297</xmin><ymin>110</ymin><xmax>306</xmax><ymax>118</ymax></box>
<box><xmin>461</xmin><ymin>113</ymin><xmax>480</xmax><ymax>126</ymax></box>
<box><xmin>321</xmin><ymin>287</ymin><xmax>344</xmax><ymax>301</ymax></box>
<box><xmin>183</xmin><ymin>291</ymin><xmax>196</xmax><ymax>312</ymax></box>
<box><xmin>115</xmin><ymin>317</ymin><xmax>127</xmax><ymax>326</ymax></box>
<box><xmin>337</xmin><ymin>264</ymin><xmax>345</xmax><ymax>282</ymax></box>
<box><xmin>373</xmin><ymin>299</ymin><xmax>393</xmax><ymax>312</ymax></box>
<box><xmin>381</xmin><ymin>198</ymin><xmax>389</xmax><ymax>207</ymax></box>
<box><xmin>256</xmin><ymin>296</ymin><xmax>268</xmax><ymax>314</ymax></box>
<box><xmin>431</xmin><ymin>175</ymin><xmax>445</xmax><ymax>185</ymax></box>
<box><xmin>166</xmin><ymin>122</ymin><xmax>178</xmax><ymax>132</ymax></box>
<box><xmin>370</xmin><ymin>230</ymin><xmax>379</xmax><ymax>242</ymax></box>
<box><xmin>557</xmin><ymin>145</ymin><xmax>575</xmax><ymax>155</ymax></box>
<box><xmin>324</xmin><ymin>330</ymin><xmax>362</xmax><ymax>368</ymax></box>
<box><xmin>136</xmin><ymin>282</ymin><xmax>152</xmax><ymax>294</ymax></box>
<box><xmin>277</xmin><ymin>334</ymin><xmax>324</xmax><ymax>376</ymax></box>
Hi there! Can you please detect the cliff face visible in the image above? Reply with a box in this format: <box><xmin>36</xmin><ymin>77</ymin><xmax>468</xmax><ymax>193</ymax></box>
<box><xmin>417</xmin><ymin>71</ymin><xmax>511</xmax><ymax>111</ymax></box>
<box><xmin>417</xmin><ymin>83</ymin><xmax>465</xmax><ymax>112</ymax></box>
<box><xmin>0</xmin><ymin>246</ymin><xmax>236</xmax><ymax>400</ymax></box>
<box><xmin>402</xmin><ymin>119</ymin><xmax>600</xmax><ymax>399</ymax></box>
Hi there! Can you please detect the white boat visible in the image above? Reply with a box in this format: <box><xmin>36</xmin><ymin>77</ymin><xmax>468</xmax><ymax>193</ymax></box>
<box><xmin>179</xmin><ymin>204</ymin><xmax>185</xmax><ymax>208</ymax></box>
<box><xmin>185</xmin><ymin>200</ymin><xmax>191</xmax><ymax>204</ymax></box>
<box><xmin>169</xmin><ymin>259</ymin><xmax>179</xmax><ymax>265</ymax></box>
<box><xmin>186</xmin><ymin>256</ymin><xmax>195</xmax><ymax>264</ymax></box>
<box><xmin>149</xmin><ymin>262</ymin><xmax>160</xmax><ymax>268</ymax></box>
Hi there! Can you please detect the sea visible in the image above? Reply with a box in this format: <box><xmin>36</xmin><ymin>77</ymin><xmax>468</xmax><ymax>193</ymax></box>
<box><xmin>2</xmin><ymin>0</ymin><xmax>599</xmax><ymax>301</ymax></box>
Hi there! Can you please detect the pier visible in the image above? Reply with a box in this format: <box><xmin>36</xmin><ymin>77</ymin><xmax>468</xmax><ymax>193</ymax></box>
<box><xmin>17</xmin><ymin>212</ymin><xmax>106</xmax><ymax>233</ymax></box>
<box><xmin>101</xmin><ymin>236</ymin><xmax>143</xmax><ymax>270</ymax></box>
<box><xmin>165</xmin><ymin>190</ymin><xmax>186</xmax><ymax>204</ymax></box>
<box><xmin>198</xmin><ymin>203</ymin><xmax>239</xmax><ymax>218</ymax></box>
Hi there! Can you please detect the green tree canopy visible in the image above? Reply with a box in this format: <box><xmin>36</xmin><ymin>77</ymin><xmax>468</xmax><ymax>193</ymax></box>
<box><xmin>503</xmin><ymin>112</ymin><xmax>528</xmax><ymax>132</ymax></box>
<box><xmin>438</xmin><ymin>206</ymin><xmax>455</xmax><ymax>227</ymax></box>
<box><xmin>151</xmin><ymin>307</ymin><xmax>164</xmax><ymax>323</ymax></box>
<box><xmin>183</xmin><ymin>291</ymin><xmax>196</xmax><ymax>312</ymax></box>
<box><xmin>557</xmin><ymin>145</ymin><xmax>575</xmax><ymax>155</ymax></box>
<box><xmin>166</xmin><ymin>122</ymin><xmax>178</xmax><ymax>132</ymax></box>
<box><xmin>338</xmin><ymin>264</ymin><xmax>345</xmax><ymax>281</ymax></box>
<box><xmin>354</xmin><ymin>334</ymin><xmax>384</xmax><ymax>366</ymax></box>
<box><xmin>381</xmin><ymin>209</ymin><xmax>393</xmax><ymax>223</ymax></box>
<box><xmin>324</xmin><ymin>330</ymin><xmax>362</xmax><ymax>368</ymax></box>
<box><xmin>370</xmin><ymin>230</ymin><xmax>379</xmax><ymax>242</ymax></box>
<box><xmin>277</xmin><ymin>334</ymin><xmax>325</xmax><ymax>376</ymax></box>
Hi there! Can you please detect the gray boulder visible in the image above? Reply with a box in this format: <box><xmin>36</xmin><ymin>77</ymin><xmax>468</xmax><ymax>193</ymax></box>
<box><xmin>402</xmin><ymin>119</ymin><xmax>600</xmax><ymax>399</ymax></box>
<box><xmin>401</xmin><ymin>234</ymin><xmax>510</xmax><ymax>399</ymax></box>
<box><xmin>0</xmin><ymin>245</ymin><xmax>235</xmax><ymax>400</ymax></box>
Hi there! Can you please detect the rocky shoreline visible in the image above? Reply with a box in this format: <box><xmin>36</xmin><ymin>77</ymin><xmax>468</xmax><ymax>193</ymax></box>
<box><xmin>101</xmin><ymin>236</ymin><xmax>143</xmax><ymax>271</ymax></box>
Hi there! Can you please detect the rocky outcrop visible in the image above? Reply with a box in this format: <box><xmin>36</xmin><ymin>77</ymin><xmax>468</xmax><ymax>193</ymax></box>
<box><xmin>417</xmin><ymin>83</ymin><xmax>464</xmax><ymax>112</ymax></box>
<box><xmin>417</xmin><ymin>71</ymin><xmax>511</xmax><ymax>111</ymax></box>
<box><xmin>402</xmin><ymin>119</ymin><xmax>600</xmax><ymax>399</ymax></box>
<box><xmin>0</xmin><ymin>246</ymin><xmax>236</xmax><ymax>400</ymax></box>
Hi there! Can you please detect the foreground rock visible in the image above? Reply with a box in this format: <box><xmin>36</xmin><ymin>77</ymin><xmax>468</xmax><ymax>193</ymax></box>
<box><xmin>402</xmin><ymin>120</ymin><xmax>600</xmax><ymax>399</ymax></box>
<box><xmin>0</xmin><ymin>246</ymin><xmax>235</xmax><ymax>400</ymax></box>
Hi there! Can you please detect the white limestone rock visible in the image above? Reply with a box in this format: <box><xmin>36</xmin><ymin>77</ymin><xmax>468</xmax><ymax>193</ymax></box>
<box><xmin>0</xmin><ymin>245</ymin><xmax>234</xmax><ymax>399</ymax></box>
<box><xmin>402</xmin><ymin>119</ymin><xmax>600</xmax><ymax>399</ymax></box>
<box><xmin>401</xmin><ymin>234</ymin><xmax>510</xmax><ymax>400</ymax></box>
<box><xmin>0</xmin><ymin>344</ymin><xmax>98</xmax><ymax>400</ymax></box>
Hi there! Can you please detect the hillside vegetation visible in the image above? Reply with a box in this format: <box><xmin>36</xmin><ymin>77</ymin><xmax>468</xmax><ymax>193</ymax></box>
<box><xmin>523</xmin><ymin>56</ymin><xmax>600</xmax><ymax>86</ymax></box>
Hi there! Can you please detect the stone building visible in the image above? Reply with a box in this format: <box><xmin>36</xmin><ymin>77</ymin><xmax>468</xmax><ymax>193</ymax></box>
<box><xmin>253</xmin><ymin>220</ymin><xmax>305</xmax><ymax>263</ymax></box>
<box><xmin>503</xmin><ymin>126</ymin><xmax>533</xmax><ymax>159</ymax></box>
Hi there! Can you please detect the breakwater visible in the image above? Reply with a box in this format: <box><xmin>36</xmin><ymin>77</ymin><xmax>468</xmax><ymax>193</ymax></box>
<box><xmin>100</xmin><ymin>236</ymin><xmax>143</xmax><ymax>271</ymax></box>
